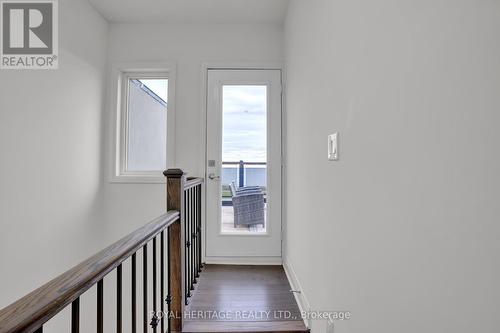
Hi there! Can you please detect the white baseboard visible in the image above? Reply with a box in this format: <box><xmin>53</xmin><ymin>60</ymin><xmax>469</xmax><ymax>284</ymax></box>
<box><xmin>283</xmin><ymin>258</ymin><xmax>312</xmax><ymax>330</ymax></box>
<box><xmin>204</xmin><ymin>255</ymin><xmax>282</xmax><ymax>265</ymax></box>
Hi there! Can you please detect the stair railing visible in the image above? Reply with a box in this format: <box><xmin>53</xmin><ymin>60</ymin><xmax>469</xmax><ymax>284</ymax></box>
<box><xmin>0</xmin><ymin>169</ymin><xmax>203</xmax><ymax>333</ymax></box>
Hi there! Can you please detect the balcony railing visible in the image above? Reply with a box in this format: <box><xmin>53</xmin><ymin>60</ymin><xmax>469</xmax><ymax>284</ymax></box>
<box><xmin>221</xmin><ymin>160</ymin><xmax>266</xmax><ymax>188</ymax></box>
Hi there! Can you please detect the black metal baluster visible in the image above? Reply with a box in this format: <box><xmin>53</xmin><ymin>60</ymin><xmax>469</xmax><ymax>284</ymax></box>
<box><xmin>97</xmin><ymin>280</ymin><xmax>103</xmax><ymax>333</ymax></box>
<box><xmin>184</xmin><ymin>190</ymin><xmax>190</xmax><ymax>301</ymax></box>
<box><xmin>166</xmin><ymin>227</ymin><xmax>171</xmax><ymax>332</ymax></box>
<box><xmin>194</xmin><ymin>185</ymin><xmax>200</xmax><ymax>281</ymax></box>
<box><xmin>160</xmin><ymin>230</ymin><xmax>165</xmax><ymax>333</ymax></box>
<box><xmin>193</xmin><ymin>185</ymin><xmax>197</xmax><ymax>282</ymax></box>
<box><xmin>143</xmin><ymin>244</ymin><xmax>148</xmax><ymax>333</ymax></box>
<box><xmin>198</xmin><ymin>185</ymin><xmax>203</xmax><ymax>272</ymax></box>
<box><xmin>189</xmin><ymin>187</ymin><xmax>195</xmax><ymax>290</ymax></box>
<box><xmin>132</xmin><ymin>253</ymin><xmax>137</xmax><ymax>333</ymax></box>
<box><xmin>117</xmin><ymin>263</ymin><xmax>122</xmax><ymax>333</ymax></box>
<box><xmin>184</xmin><ymin>190</ymin><xmax>187</xmax><ymax>302</ymax></box>
<box><xmin>194</xmin><ymin>185</ymin><xmax>198</xmax><ymax>274</ymax></box>
<box><xmin>190</xmin><ymin>188</ymin><xmax>195</xmax><ymax>290</ymax></box>
<box><xmin>150</xmin><ymin>237</ymin><xmax>158</xmax><ymax>332</ymax></box>
<box><xmin>188</xmin><ymin>187</ymin><xmax>192</xmax><ymax>288</ymax></box>
<box><xmin>198</xmin><ymin>185</ymin><xmax>201</xmax><ymax>274</ymax></box>
<box><xmin>72</xmin><ymin>297</ymin><xmax>80</xmax><ymax>333</ymax></box>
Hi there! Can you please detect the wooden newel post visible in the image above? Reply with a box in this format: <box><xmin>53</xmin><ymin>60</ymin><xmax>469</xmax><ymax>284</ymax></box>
<box><xmin>164</xmin><ymin>168</ymin><xmax>186</xmax><ymax>332</ymax></box>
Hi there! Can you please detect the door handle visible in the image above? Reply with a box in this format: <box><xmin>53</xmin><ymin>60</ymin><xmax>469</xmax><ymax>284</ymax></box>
<box><xmin>208</xmin><ymin>173</ymin><xmax>220</xmax><ymax>180</ymax></box>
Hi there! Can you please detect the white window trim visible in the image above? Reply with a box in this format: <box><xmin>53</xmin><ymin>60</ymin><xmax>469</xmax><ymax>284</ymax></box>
<box><xmin>109</xmin><ymin>62</ymin><xmax>176</xmax><ymax>183</ymax></box>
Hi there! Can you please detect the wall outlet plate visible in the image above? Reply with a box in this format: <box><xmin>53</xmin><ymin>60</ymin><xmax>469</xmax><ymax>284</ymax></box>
<box><xmin>328</xmin><ymin>133</ymin><xmax>338</xmax><ymax>161</ymax></box>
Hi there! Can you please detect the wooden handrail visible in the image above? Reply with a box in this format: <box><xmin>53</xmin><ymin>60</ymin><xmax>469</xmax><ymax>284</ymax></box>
<box><xmin>184</xmin><ymin>177</ymin><xmax>204</xmax><ymax>190</ymax></box>
<box><xmin>0</xmin><ymin>211</ymin><xmax>180</xmax><ymax>333</ymax></box>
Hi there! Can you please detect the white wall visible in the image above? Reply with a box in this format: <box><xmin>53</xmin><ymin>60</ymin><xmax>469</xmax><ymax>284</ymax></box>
<box><xmin>0</xmin><ymin>0</ymin><xmax>108</xmax><ymax>315</ymax></box>
<box><xmin>284</xmin><ymin>0</ymin><xmax>500</xmax><ymax>332</ymax></box>
<box><xmin>102</xmin><ymin>23</ymin><xmax>284</xmax><ymax>240</ymax></box>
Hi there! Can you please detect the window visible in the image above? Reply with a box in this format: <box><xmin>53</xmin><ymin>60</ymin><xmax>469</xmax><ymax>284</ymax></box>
<box><xmin>126</xmin><ymin>78</ymin><xmax>168</xmax><ymax>171</ymax></box>
<box><xmin>112</xmin><ymin>65</ymin><xmax>175</xmax><ymax>183</ymax></box>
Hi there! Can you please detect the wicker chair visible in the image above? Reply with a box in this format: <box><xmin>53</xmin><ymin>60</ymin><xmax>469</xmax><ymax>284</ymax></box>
<box><xmin>229</xmin><ymin>182</ymin><xmax>265</xmax><ymax>227</ymax></box>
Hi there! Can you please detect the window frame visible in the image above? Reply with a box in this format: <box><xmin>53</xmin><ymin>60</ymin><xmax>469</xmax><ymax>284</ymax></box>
<box><xmin>110</xmin><ymin>63</ymin><xmax>176</xmax><ymax>183</ymax></box>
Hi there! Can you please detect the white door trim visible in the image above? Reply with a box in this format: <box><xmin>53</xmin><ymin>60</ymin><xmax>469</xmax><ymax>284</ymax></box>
<box><xmin>205</xmin><ymin>256</ymin><xmax>283</xmax><ymax>265</ymax></box>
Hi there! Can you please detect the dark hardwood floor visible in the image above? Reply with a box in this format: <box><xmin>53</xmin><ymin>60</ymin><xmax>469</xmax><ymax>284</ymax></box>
<box><xmin>182</xmin><ymin>265</ymin><xmax>308</xmax><ymax>333</ymax></box>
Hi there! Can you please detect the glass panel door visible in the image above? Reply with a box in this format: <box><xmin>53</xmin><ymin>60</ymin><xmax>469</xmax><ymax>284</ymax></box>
<box><xmin>221</xmin><ymin>85</ymin><xmax>267</xmax><ymax>234</ymax></box>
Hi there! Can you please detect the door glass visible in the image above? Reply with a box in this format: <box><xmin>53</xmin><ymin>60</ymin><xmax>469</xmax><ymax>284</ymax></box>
<box><xmin>221</xmin><ymin>85</ymin><xmax>267</xmax><ymax>234</ymax></box>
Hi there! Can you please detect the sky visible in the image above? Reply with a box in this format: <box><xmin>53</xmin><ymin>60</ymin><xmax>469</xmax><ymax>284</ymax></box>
<box><xmin>222</xmin><ymin>85</ymin><xmax>267</xmax><ymax>162</ymax></box>
<box><xmin>139</xmin><ymin>79</ymin><xmax>168</xmax><ymax>102</ymax></box>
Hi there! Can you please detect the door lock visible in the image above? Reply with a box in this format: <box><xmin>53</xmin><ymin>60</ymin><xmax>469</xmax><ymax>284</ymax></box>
<box><xmin>208</xmin><ymin>173</ymin><xmax>220</xmax><ymax>180</ymax></box>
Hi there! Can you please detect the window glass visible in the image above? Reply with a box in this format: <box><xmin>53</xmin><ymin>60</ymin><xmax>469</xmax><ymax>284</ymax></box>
<box><xmin>126</xmin><ymin>78</ymin><xmax>168</xmax><ymax>171</ymax></box>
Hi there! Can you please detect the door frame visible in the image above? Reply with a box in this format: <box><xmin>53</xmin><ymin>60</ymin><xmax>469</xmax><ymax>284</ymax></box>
<box><xmin>199</xmin><ymin>62</ymin><xmax>284</xmax><ymax>265</ymax></box>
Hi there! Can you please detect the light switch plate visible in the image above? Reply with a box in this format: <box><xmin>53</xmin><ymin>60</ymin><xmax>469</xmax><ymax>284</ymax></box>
<box><xmin>328</xmin><ymin>133</ymin><xmax>338</xmax><ymax>161</ymax></box>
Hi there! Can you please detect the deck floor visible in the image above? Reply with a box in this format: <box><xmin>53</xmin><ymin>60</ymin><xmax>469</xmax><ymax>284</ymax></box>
<box><xmin>221</xmin><ymin>206</ymin><xmax>266</xmax><ymax>234</ymax></box>
<box><xmin>183</xmin><ymin>265</ymin><xmax>308</xmax><ymax>333</ymax></box>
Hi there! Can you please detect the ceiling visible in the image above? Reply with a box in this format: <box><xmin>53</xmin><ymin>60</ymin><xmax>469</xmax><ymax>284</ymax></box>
<box><xmin>87</xmin><ymin>0</ymin><xmax>290</xmax><ymax>24</ymax></box>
